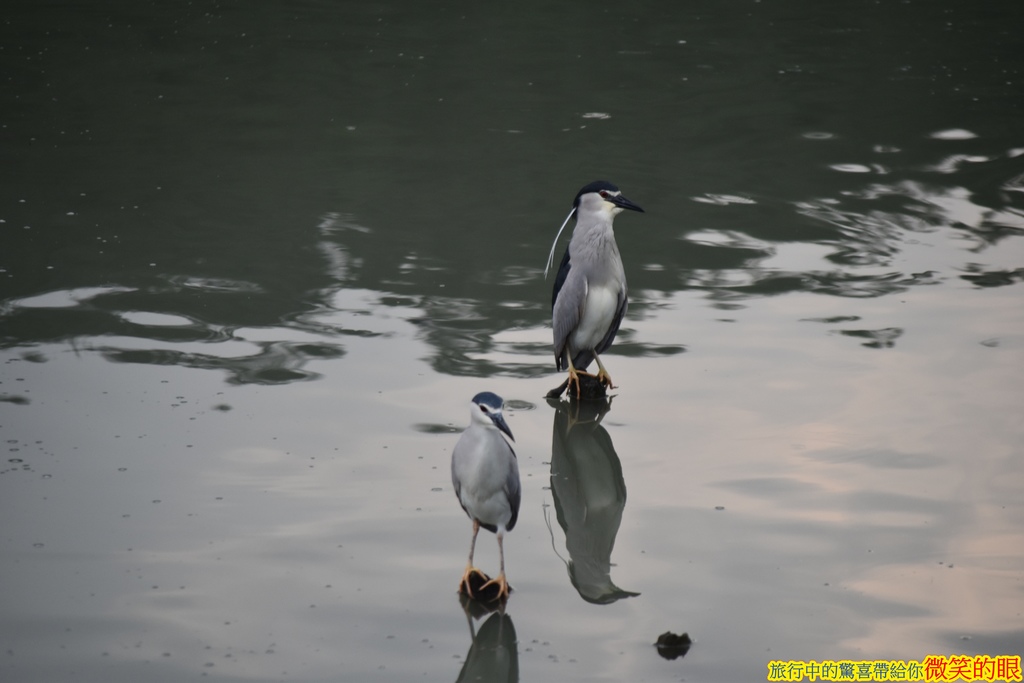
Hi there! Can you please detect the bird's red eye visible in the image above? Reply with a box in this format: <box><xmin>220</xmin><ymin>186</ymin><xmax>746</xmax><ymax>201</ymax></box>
<box><xmin>599</xmin><ymin>190</ymin><xmax>609</xmax><ymax>198</ymax></box>
<box><xmin>479</xmin><ymin>405</ymin><xmax>487</xmax><ymax>412</ymax></box>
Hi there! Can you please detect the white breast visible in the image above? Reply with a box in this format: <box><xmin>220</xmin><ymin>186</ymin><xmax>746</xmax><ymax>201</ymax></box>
<box><xmin>571</xmin><ymin>284</ymin><xmax>618</xmax><ymax>352</ymax></box>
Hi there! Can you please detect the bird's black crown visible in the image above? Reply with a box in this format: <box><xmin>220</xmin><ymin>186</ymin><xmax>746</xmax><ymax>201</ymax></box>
<box><xmin>573</xmin><ymin>180</ymin><xmax>620</xmax><ymax>207</ymax></box>
<box><xmin>472</xmin><ymin>391</ymin><xmax>504</xmax><ymax>410</ymax></box>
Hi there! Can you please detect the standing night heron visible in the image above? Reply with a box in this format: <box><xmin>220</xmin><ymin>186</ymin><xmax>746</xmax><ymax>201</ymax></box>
<box><xmin>545</xmin><ymin>181</ymin><xmax>644</xmax><ymax>398</ymax></box>
<box><xmin>451</xmin><ymin>391</ymin><xmax>521</xmax><ymax>601</ymax></box>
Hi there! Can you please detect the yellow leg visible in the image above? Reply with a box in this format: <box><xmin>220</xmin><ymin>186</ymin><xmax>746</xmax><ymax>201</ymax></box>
<box><xmin>565</xmin><ymin>356</ymin><xmax>595</xmax><ymax>399</ymax></box>
<box><xmin>459</xmin><ymin>565</ymin><xmax>487</xmax><ymax>598</ymax></box>
<box><xmin>479</xmin><ymin>531</ymin><xmax>511</xmax><ymax>601</ymax></box>
<box><xmin>480</xmin><ymin>572</ymin><xmax>510</xmax><ymax>601</ymax></box>
<box><xmin>566</xmin><ymin>357</ymin><xmax>582</xmax><ymax>399</ymax></box>
<box><xmin>593</xmin><ymin>353</ymin><xmax>616</xmax><ymax>389</ymax></box>
<box><xmin>458</xmin><ymin>520</ymin><xmax>486</xmax><ymax>597</ymax></box>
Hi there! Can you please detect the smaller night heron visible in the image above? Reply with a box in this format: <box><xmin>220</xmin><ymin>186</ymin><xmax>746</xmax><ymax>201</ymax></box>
<box><xmin>451</xmin><ymin>391</ymin><xmax>522</xmax><ymax>601</ymax></box>
<box><xmin>545</xmin><ymin>180</ymin><xmax>644</xmax><ymax>398</ymax></box>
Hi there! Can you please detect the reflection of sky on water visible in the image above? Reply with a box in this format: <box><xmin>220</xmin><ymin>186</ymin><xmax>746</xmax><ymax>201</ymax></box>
<box><xmin>614</xmin><ymin>275</ymin><xmax>1024</xmax><ymax>661</ymax></box>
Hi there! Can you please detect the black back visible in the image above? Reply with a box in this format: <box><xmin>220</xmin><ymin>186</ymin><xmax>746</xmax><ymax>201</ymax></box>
<box><xmin>551</xmin><ymin>248</ymin><xmax>572</xmax><ymax>311</ymax></box>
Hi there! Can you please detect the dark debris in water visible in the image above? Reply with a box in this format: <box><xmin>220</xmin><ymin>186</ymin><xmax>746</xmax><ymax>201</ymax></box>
<box><xmin>655</xmin><ymin>631</ymin><xmax>692</xmax><ymax>660</ymax></box>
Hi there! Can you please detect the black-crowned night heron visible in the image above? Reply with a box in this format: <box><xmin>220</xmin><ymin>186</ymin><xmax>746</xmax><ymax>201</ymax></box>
<box><xmin>545</xmin><ymin>180</ymin><xmax>644</xmax><ymax>398</ymax></box>
<box><xmin>451</xmin><ymin>391</ymin><xmax>522</xmax><ymax>601</ymax></box>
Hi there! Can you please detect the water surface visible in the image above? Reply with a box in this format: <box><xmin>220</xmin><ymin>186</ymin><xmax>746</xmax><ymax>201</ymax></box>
<box><xmin>2</xmin><ymin>1</ymin><xmax>1023</xmax><ymax>681</ymax></box>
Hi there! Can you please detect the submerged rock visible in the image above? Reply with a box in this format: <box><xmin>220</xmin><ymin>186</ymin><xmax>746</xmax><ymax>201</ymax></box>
<box><xmin>545</xmin><ymin>372</ymin><xmax>609</xmax><ymax>400</ymax></box>
<box><xmin>458</xmin><ymin>570</ymin><xmax>509</xmax><ymax>605</ymax></box>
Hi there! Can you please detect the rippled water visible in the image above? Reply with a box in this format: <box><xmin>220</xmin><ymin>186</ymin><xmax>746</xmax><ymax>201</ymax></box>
<box><xmin>2</xmin><ymin>1</ymin><xmax>1023</xmax><ymax>681</ymax></box>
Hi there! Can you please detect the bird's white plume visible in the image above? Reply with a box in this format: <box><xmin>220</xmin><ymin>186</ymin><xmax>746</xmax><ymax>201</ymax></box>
<box><xmin>544</xmin><ymin>207</ymin><xmax>577</xmax><ymax>279</ymax></box>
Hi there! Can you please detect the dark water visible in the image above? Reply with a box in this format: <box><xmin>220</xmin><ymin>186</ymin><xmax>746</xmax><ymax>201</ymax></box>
<box><xmin>2</xmin><ymin>2</ymin><xmax>1023</xmax><ymax>681</ymax></box>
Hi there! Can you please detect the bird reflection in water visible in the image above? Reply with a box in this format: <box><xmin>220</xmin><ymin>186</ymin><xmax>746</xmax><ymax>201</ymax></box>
<box><xmin>456</xmin><ymin>595</ymin><xmax>519</xmax><ymax>683</ymax></box>
<box><xmin>546</xmin><ymin>397</ymin><xmax>640</xmax><ymax>604</ymax></box>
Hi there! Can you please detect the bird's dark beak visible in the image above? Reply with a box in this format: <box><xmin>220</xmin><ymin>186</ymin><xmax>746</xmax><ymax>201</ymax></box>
<box><xmin>611</xmin><ymin>194</ymin><xmax>644</xmax><ymax>213</ymax></box>
<box><xmin>491</xmin><ymin>413</ymin><xmax>515</xmax><ymax>442</ymax></box>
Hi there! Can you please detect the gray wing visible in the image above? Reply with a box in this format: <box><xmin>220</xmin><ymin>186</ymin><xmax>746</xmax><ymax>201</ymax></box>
<box><xmin>451</xmin><ymin>432</ymin><xmax>469</xmax><ymax>518</ymax></box>
<box><xmin>551</xmin><ymin>255</ymin><xmax>586</xmax><ymax>371</ymax></box>
<box><xmin>504</xmin><ymin>439</ymin><xmax>521</xmax><ymax>533</ymax></box>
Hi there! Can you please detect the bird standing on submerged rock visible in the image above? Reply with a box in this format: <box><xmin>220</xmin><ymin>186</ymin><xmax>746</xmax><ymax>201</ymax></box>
<box><xmin>451</xmin><ymin>391</ymin><xmax>521</xmax><ymax>601</ymax></box>
<box><xmin>545</xmin><ymin>181</ymin><xmax>644</xmax><ymax>399</ymax></box>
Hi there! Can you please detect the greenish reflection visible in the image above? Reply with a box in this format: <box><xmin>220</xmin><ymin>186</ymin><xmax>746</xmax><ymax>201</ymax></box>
<box><xmin>456</xmin><ymin>597</ymin><xmax>519</xmax><ymax>683</ymax></box>
<box><xmin>547</xmin><ymin>397</ymin><xmax>640</xmax><ymax>604</ymax></box>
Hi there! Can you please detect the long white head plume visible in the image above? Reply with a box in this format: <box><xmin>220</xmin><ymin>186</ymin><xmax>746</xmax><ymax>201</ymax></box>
<box><xmin>543</xmin><ymin>207</ymin><xmax>577</xmax><ymax>279</ymax></box>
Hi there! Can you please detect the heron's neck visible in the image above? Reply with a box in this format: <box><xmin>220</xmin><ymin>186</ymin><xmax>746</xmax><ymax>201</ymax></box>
<box><xmin>570</xmin><ymin>218</ymin><xmax>621</xmax><ymax>265</ymax></box>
